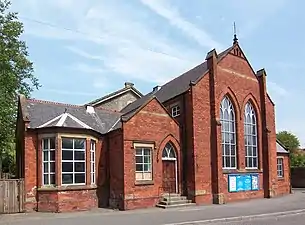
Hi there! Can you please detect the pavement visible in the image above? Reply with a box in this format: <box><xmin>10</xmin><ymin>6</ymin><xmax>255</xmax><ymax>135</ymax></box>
<box><xmin>1</xmin><ymin>189</ymin><xmax>305</xmax><ymax>225</ymax></box>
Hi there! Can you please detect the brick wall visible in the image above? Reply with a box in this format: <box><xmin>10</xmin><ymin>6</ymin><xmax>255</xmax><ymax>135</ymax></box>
<box><xmin>24</xmin><ymin>130</ymin><xmax>38</xmax><ymax>211</ymax></box>
<box><xmin>108</xmin><ymin>129</ymin><xmax>124</xmax><ymax>209</ymax></box>
<box><xmin>276</xmin><ymin>153</ymin><xmax>291</xmax><ymax>195</ymax></box>
<box><xmin>188</xmin><ymin>45</ymin><xmax>275</xmax><ymax>204</ymax></box>
<box><xmin>22</xmin><ymin>128</ymin><xmax>104</xmax><ymax>212</ymax></box>
<box><xmin>191</xmin><ymin>73</ymin><xmax>213</xmax><ymax>204</ymax></box>
<box><xmin>122</xmin><ymin>98</ymin><xmax>180</xmax><ymax>210</ymax></box>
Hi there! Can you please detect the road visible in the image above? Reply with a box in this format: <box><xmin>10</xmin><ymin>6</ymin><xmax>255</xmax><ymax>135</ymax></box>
<box><xmin>213</xmin><ymin>212</ymin><xmax>305</xmax><ymax>225</ymax></box>
<box><xmin>1</xmin><ymin>190</ymin><xmax>305</xmax><ymax>225</ymax></box>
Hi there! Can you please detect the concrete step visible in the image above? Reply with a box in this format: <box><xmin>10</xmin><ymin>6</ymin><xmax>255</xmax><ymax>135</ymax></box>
<box><xmin>158</xmin><ymin>199</ymin><xmax>193</xmax><ymax>205</ymax></box>
<box><xmin>162</xmin><ymin>193</ymin><xmax>181</xmax><ymax>197</ymax></box>
<box><xmin>156</xmin><ymin>203</ymin><xmax>196</xmax><ymax>209</ymax></box>
<box><xmin>162</xmin><ymin>196</ymin><xmax>188</xmax><ymax>201</ymax></box>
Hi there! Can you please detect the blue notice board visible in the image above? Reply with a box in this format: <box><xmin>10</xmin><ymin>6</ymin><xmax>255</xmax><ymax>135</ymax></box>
<box><xmin>228</xmin><ymin>174</ymin><xmax>259</xmax><ymax>192</ymax></box>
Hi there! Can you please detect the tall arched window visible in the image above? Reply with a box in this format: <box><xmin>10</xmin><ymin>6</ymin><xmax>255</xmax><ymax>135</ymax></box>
<box><xmin>244</xmin><ymin>102</ymin><xmax>258</xmax><ymax>169</ymax></box>
<box><xmin>220</xmin><ymin>96</ymin><xmax>236</xmax><ymax>169</ymax></box>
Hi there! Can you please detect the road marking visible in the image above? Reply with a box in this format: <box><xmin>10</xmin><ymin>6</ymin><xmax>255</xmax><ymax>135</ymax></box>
<box><xmin>177</xmin><ymin>207</ymin><xmax>206</xmax><ymax>212</ymax></box>
<box><xmin>162</xmin><ymin>209</ymin><xmax>305</xmax><ymax>225</ymax></box>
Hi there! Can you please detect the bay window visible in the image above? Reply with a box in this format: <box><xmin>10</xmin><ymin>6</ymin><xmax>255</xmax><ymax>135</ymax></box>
<box><xmin>61</xmin><ymin>138</ymin><xmax>86</xmax><ymax>185</ymax></box>
<box><xmin>90</xmin><ymin>140</ymin><xmax>96</xmax><ymax>184</ymax></box>
<box><xmin>42</xmin><ymin>137</ymin><xmax>56</xmax><ymax>186</ymax></box>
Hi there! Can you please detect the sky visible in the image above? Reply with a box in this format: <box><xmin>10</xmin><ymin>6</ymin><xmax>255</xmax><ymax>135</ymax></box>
<box><xmin>10</xmin><ymin>0</ymin><xmax>305</xmax><ymax>146</ymax></box>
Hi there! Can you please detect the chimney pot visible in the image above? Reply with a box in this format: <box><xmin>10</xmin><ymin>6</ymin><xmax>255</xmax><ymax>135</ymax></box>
<box><xmin>153</xmin><ymin>86</ymin><xmax>161</xmax><ymax>92</ymax></box>
<box><xmin>125</xmin><ymin>82</ymin><xmax>134</xmax><ymax>88</ymax></box>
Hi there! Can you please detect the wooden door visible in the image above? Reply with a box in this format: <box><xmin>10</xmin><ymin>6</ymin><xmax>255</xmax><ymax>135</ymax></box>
<box><xmin>162</xmin><ymin>161</ymin><xmax>176</xmax><ymax>193</ymax></box>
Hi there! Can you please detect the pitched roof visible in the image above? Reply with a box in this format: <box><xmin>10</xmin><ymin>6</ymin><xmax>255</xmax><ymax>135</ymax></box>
<box><xmin>276</xmin><ymin>140</ymin><xmax>289</xmax><ymax>154</ymax></box>
<box><xmin>120</xmin><ymin>46</ymin><xmax>233</xmax><ymax>115</ymax></box>
<box><xmin>87</xmin><ymin>82</ymin><xmax>143</xmax><ymax>106</ymax></box>
<box><xmin>22</xmin><ymin>97</ymin><xmax>122</xmax><ymax>134</ymax></box>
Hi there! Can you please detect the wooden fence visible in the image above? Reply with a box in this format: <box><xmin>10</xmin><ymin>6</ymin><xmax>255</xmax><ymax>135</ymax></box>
<box><xmin>0</xmin><ymin>179</ymin><xmax>25</xmax><ymax>214</ymax></box>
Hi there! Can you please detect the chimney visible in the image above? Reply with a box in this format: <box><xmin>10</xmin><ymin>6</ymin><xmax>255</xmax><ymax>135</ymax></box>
<box><xmin>153</xmin><ymin>86</ymin><xmax>161</xmax><ymax>92</ymax></box>
<box><xmin>86</xmin><ymin>105</ymin><xmax>95</xmax><ymax>114</ymax></box>
<box><xmin>124</xmin><ymin>82</ymin><xmax>134</xmax><ymax>88</ymax></box>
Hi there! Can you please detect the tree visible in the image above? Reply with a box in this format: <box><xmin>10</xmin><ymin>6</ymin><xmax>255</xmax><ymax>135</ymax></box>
<box><xmin>0</xmin><ymin>0</ymin><xmax>40</xmax><ymax>177</ymax></box>
<box><xmin>276</xmin><ymin>131</ymin><xmax>300</xmax><ymax>151</ymax></box>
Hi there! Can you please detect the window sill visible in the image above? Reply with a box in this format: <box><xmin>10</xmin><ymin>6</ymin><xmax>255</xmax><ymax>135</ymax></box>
<box><xmin>277</xmin><ymin>177</ymin><xmax>285</xmax><ymax>180</ymax></box>
<box><xmin>223</xmin><ymin>169</ymin><xmax>263</xmax><ymax>174</ymax></box>
<box><xmin>135</xmin><ymin>180</ymin><xmax>154</xmax><ymax>186</ymax></box>
<box><xmin>38</xmin><ymin>184</ymin><xmax>97</xmax><ymax>192</ymax></box>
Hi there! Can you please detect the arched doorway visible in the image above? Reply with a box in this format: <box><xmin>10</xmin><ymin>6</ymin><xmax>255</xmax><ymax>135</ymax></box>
<box><xmin>162</xmin><ymin>142</ymin><xmax>178</xmax><ymax>194</ymax></box>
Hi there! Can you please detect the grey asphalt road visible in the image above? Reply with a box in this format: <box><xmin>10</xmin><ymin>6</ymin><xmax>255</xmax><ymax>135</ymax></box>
<box><xmin>1</xmin><ymin>190</ymin><xmax>305</xmax><ymax>225</ymax></box>
<box><xmin>212</xmin><ymin>212</ymin><xmax>305</xmax><ymax>225</ymax></box>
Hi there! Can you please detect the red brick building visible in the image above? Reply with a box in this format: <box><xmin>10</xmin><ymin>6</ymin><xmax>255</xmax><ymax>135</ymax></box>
<box><xmin>16</xmin><ymin>39</ymin><xmax>291</xmax><ymax>212</ymax></box>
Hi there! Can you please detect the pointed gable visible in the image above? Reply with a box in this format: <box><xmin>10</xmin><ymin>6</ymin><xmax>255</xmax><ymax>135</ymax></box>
<box><xmin>218</xmin><ymin>43</ymin><xmax>258</xmax><ymax>81</ymax></box>
<box><xmin>87</xmin><ymin>82</ymin><xmax>143</xmax><ymax>112</ymax></box>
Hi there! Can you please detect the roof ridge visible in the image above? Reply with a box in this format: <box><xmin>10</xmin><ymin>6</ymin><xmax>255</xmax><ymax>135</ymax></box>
<box><xmin>27</xmin><ymin>98</ymin><xmax>82</xmax><ymax>108</ymax></box>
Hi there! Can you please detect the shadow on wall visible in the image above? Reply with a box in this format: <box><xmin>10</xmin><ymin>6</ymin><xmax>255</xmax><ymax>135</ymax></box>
<box><xmin>291</xmin><ymin>167</ymin><xmax>305</xmax><ymax>188</ymax></box>
<box><xmin>96</xmin><ymin>139</ymin><xmax>110</xmax><ymax>208</ymax></box>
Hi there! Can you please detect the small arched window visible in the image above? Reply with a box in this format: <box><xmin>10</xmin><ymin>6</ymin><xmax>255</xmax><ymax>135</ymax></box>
<box><xmin>244</xmin><ymin>102</ymin><xmax>258</xmax><ymax>168</ymax></box>
<box><xmin>220</xmin><ymin>96</ymin><xmax>236</xmax><ymax>169</ymax></box>
<box><xmin>162</xmin><ymin>142</ymin><xmax>176</xmax><ymax>160</ymax></box>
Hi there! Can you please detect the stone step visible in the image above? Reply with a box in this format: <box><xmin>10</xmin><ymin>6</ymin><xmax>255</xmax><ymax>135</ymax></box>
<box><xmin>156</xmin><ymin>203</ymin><xmax>196</xmax><ymax>209</ymax></box>
<box><xmin>158</xmin><ymin>199</ymin><xmax>193</xmax><ymax>205</ymax></box>
<box><xmin>162</xmin><ymin>193</ymin><xmax>181</xmax><ymax>197</ymax></box>
<box><xmin>162</xmin><ymin>196</ymin><xmax>188</xmax><ymax>201</ymax></box>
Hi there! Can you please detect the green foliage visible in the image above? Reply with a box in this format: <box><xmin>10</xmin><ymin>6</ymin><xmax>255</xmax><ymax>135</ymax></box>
<box><xmin>0</xmin><ymin>0</ymin><xmax>40</xmax><ymax>176</ymax></box>
<box><xmin>276</xmin><ymin>130</ymin><xmax>300</xmax><ymax>151</ymax></box>
<box><xmin>290</xmin><ymin>150</ymin><xmax>305</xmax><ymax>168</ymax></box>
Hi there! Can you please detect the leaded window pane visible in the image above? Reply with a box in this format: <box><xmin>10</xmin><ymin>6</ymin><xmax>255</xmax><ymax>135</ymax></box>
<box><xmin>42</xmin><ymin>137</ymin><xmax>56</xmax><ymax>186</ymax></box>
<box><xmin>62</xmin><ymin>138</ymin><xmax>73</xmax><ymax>149</ymax></box>
<box><xmin>220</xmin><ymin>96</ymin><xmax>236</xmax><ymax>169</ymax></box>
<box><xmin>61</xmin><ymin>138</ymin><xmax>86</xmax><ymax>185</ymax></box>
<box><xmin>244</xmin><ymin>102</ymin><xmax>258</xmax><ymax>169</ymax></box>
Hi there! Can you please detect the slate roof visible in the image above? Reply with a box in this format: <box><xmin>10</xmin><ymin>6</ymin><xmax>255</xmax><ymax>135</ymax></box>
<box><xmin>23</xmin><ymin>98</ymin><xmax>122</xmax><ymax>134</ymax></box>
<box><xmin>276</xmin><ymin>140</ymin><xmax>289</xmax><ymax>154</ymax></box>
<box><xmin>120</xmin><ymin>46</ymin><xmax>233</xmax><ymax>116</ymax></box>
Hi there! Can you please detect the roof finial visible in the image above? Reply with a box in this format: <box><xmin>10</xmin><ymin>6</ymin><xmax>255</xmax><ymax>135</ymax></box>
<box><xmin>233</xmin><ymin>22</ymin><xmax>238</xmax><ymax>44</ymax></box>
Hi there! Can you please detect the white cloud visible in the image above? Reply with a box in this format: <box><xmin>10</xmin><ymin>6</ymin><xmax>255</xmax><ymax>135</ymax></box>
<box><xmin>66</xmin><ymin>46</ymin><xmax>105</xmax><ymax>61</ymax></box>
<box><xmin>43</xmin><ymin>88</ymin><xmax>97</xmax><ymax>97</ymax></box>
<box><xmin>71</xmin><ymin>63</ymin><xmax>106</xmax><ymax>74</ymax></box>
<box><xmin>13</xmin><ymin>0</ymin><xmax>206</xmax><ymax>86</ymax></box>
<box><xmin>140</xmin><ymin>0</ymin><xmax>223</xmax><ymax>50</ymax></box>
<box><xmin>267</xmin><ymin>81</ymin><xmax>289</xmax><ymax>97</ymax></box>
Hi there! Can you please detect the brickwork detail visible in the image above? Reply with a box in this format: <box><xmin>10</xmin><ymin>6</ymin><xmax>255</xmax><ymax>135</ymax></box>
<box><xmin>17</xmin><ymin>42</ymin><xmax>291</xmax><ymax>213</ymax></box>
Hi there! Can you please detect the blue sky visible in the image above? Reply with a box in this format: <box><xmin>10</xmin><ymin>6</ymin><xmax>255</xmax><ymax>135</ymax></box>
<box><xmin>11</xmin><ymin>0</ymin><xmax>304</xmax><ymax>146</ymax></box>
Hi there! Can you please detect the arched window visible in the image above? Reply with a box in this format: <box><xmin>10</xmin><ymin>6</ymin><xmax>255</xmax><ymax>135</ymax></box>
<box><xmin>162</xmin><ymin>142</ymin><xmax>176</xmax><ymax>160</ymax></box>
<box><xmin>220</xmin><ymin>96</ymin><xmax>236</xmax><ymax>169</ymax></box>
<box><xmin>244</xmin><ymin>102</ymin><xmax>258</xmax><ymax>168</ymax></box>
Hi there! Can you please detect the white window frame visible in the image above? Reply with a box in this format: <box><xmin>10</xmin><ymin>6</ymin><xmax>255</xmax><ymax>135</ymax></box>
<box><xmin>171</xmin><ymin>105</ymin><xmax>180</xmax><ymax>118</ymax></box>
<box><xmin>220</xmin><ymin>96</ymin><xmax>237</xmax><ymax>169</ymax></box>
<box><xmin>244</xmin><ymin>102</ymin><xmax>258</xmax><ymax>169</ymax></box>
<box><xmin>61</xmin><ymin>137</ymin><xmax>86</xmax><ymax>185</ymax></box>
<box><xmin>42</xmin><ymin>137</ymin><xmax>56</xmax><ymax>186</ymax></box>
<box><xmin>135</xmin><ymin>145</ymin><xmax>153</xmax><ymax>181</ymax></box>
<box><xmin>90</xmin><ymin>140</ymin><xmax>96</xmax><ymax>185</ymax></box>
<box><xmin>277</xmin><ymin>157</ymin><xmax>284</xmax><ymax>178</ymax></box>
